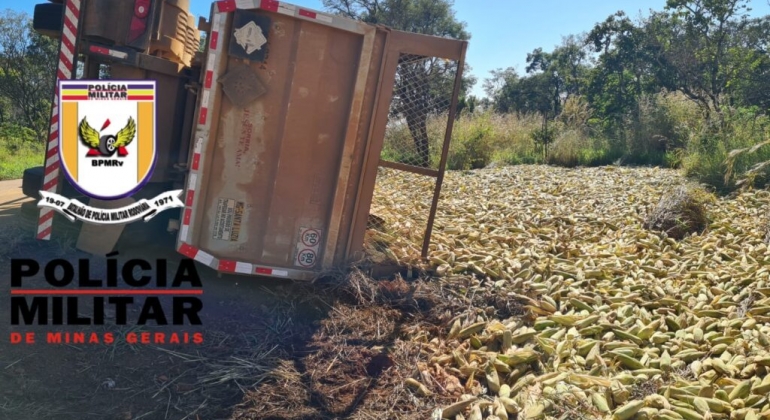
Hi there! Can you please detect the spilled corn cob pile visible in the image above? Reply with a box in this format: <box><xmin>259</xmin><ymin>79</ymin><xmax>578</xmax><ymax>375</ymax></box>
<box><xmin>369</xmin><ymin>165</ymin><xmax>770</xmax><ymax>420</ymax></box>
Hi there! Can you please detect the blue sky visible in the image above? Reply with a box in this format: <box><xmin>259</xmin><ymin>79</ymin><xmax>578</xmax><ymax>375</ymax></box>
<box><xmin>4</xmin><ymin>0</ymin><xmax>770</xmax><ymax>98</ymax></box>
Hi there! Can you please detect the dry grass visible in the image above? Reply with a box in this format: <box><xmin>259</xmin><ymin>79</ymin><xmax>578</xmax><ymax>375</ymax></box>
<box><xmin>225</xmin><ymin>264</ymin><xmax>512</xmax><ymax>420</ymax></box>
<box><xmin>381</xmin><ymin>111</ymin><xmax>545</xmax><ymax>170</ymax></box>
<box><xmin>643</xmin><ymin>183</ymin><xmax>716</xmax><ymax>239</ymax></box>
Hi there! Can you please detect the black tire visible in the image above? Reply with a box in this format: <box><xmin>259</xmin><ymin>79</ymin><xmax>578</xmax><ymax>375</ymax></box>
<box><xmin>22</xmin><ymin>166</ymin><xmax>85</xmax><ymax>201</ymax></box>
<box><xmin>33</xmin><ymin>3</ymin><xmax>64</xmax><ymax>39</ymax></box>
<box><xmin>99</xmin><ymin>135</ymin><xmax>117</xmax><ymax>156</ymax></box>
<box><xmin>117</xmin><ymin>182</ymin><xmax>180</xmax><ymax>250</ymax></box>
<box><xmin>22</xmin><ymin>167</ymin><xmax>44</xmax><ymax>199</ymax></box>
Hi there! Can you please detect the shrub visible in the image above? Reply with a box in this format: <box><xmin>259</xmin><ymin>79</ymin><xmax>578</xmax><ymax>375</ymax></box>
<box><xmin>530</xmin><ymin>123</ymin><xmax>556</xmax><ymax>159</ymax></box>
<box><xmin>381</xmin><ymin>111</ymin><xmax>546</xmax><ymax>169</ymax></box>
<box><xmin>486</xmin><ymin>112</ymin><xmax>543</xmax><ymax>165</ymax></box>
<box><xmin>547</xmin><ymin>128</ymin><xmax>618</xmax><ymax>167</ymax></box>
<box><xmin>682</xmin><ymin>107</ymin><xmax>770</xmax><ymax>192</ymax></box>
<box><xmin>446</xmin><ymin>112</ymin><xmax>494</xmax><ymax>170</ymax></box>
<box><xmin>622</xmin><ymin>93</ymin><xmax>699</xmax><ymax>163</ymax></box>
<box><xmin>381</xmin><ymin>119</ymin><xmax>425</xmax><ymax>166</ymax></box>
<box><xmin>378</xmin><ymin>93</ymin><xmax>768</xmax><ymax>196</ymax></box>
<box><xmin>0</xmin><ymin>123</ymin><xmax>44</xmax><ymax>180</ymax></box>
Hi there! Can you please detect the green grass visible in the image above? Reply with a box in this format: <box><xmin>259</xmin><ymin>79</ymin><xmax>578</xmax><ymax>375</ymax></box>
<box><xmin>380</xmin><ymin>92</ymin><xmax>769</xmax><ymax>193</ymax></box>
<box><xmin>0</xmin><ymin>125</ymin><xmax>44</xmax><ymax>180</ymax></box>
<box><xmin>0</xmin><ymin>93</ymin><xmax>762</xmax><ymax>193</ymax></box>
<box><xmin>681</xmin><ymin>108</ymin><xmax>770</xmax><ymax>192</ymax></box>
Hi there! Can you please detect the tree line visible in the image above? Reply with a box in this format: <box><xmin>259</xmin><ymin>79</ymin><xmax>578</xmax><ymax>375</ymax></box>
<box><xmin>0</xmin><ymin>10</ymin><xmax>58</xmax><ymax>142</ymax></box>
<box><xmin>483</xmin><ymin>0</ymin><xmax>769</xmax><ymax>137</ymax></box>
<box><xmin>1</xmin><ymin>1</ymin><xmax>768</xmax><ymax>189</ymax></box>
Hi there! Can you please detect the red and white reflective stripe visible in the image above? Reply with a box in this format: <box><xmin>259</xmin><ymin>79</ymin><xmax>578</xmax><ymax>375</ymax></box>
<box><xmin>37</xmin><ymin>0</ymin><xmax>80</xmax><ymax>241</ymax></box>
<box><xmin>179</xmin><ymin>250</ymin><xmax>290</xmax><ymax>277</ymax></box>
<box><xmin>297</xmin><ymin>8</ymin><xmax>333</xmax><ymax>23</ymax></box>
<box><xmin>89</xmin><ymin>45</ymin><xmax>128</xmax><ymax>59</ymax></box>
<box><xmin>178</xmin><ymin>243</ymin><xmax>215</xmax><ymax>265</ymax></box>
<box><xmin>218</xmin><ymin>259</ymin><xmax>289</xmax><ymax>277</ymax></box>
<box><xmin>258</xmin><ymin>0</ymin><xmax>297</xmax><ymax>16</ymax></box>
<box><xmin>179</xmin><ymin>137</ymin><xmax>202</xmax><ymax>242</ymax></box>
<box><xmin>216</xmin><ymin>0</ymin><xmax>333</xmax><ymax>23</ymax></box>
<box><xmin>197</xmin><ymin>12</ymin><xmax>223</xmax><ymax>126</ymax></box>
<box><xmin>256</xmin><ymin>266</ymin><xmax>289</xmax><ymax>277</ymax></box>
<box><xmin>177</xmin><ymin>5</ymin><xmax>225</xmax><ymax>253</ymax></box>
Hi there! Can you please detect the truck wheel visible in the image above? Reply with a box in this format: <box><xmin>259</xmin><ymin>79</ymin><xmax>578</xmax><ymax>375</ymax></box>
<box><xmin>99</xmin><ymin>135</ymin><xmax>117</xmax><ymax>156</ymax></box>
<box><xmin>33</xmin><ymin>3</ymin><xmax>64</xmax><ymax>39</ymax></box>
<box><xmin>22</xmin><ymin>167</ymin><xmax>44</xmax><ymax>199</ymax></box>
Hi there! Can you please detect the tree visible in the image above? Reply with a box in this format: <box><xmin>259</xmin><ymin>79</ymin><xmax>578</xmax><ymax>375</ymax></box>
<box><xmin>0</xmin><ymin>10</ymin><xmax>58</xmax><ymax>140</ymax></box>
<box><xmin>645</xmin><ymin>0</ymin><xmax>757</xmax><ymax>120</ymax></box>
<box><xmin>487</xmin><ymin>36</ymin><xmax>591</xmax><ymax>121</ymax></box>
<box><xmin>525</xmin><ymin>37</ymin><xmax>591</xmax><ymax>116</ymax></box>
<box><xmin>456</xmin><ymin>94</ymin><xmax>478</xmax><ymax>116</ymax></box>
<box><xmin>585</xmin><ymin>11</ymin><xmax>663</xmax><ymax>141</ymax></box>
<box><xmin>491</xmin><ymin>71</ymin><xmax>551</xmax><ymax>115</ymax></box>
<box><xmin>323</xmin><ymin>0</ymin><xmax>473</xmax><ymax>167</ymax></box>
<box><xmin>483</xmin><ymin>67</ymin><xmax>518</xmax><ymax>98</ymax></box>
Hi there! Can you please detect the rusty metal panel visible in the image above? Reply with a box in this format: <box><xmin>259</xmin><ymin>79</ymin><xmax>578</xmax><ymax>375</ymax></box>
<box><xmin>185</xmin><ymin>7</ymin><xmax>368</xmax><ymax>274</ymax></box>
<box><xmin>83</xmin><ymin>0</ymin><xmax>199</xmax><ymax>66</ymax></box>
<box><xmin>325</xmin><ymin>28</ymin><xmax>387</xmax><ymax>267</ymax></box>
<box><xmin>177</xmin><ymin>2</ymin><xmax>466</xmax><ymax>280</ymax></box>
<box><xmin>83</xmin><ymin>0</ymin><xmax>135</xmax><ymax>44</ymax></box>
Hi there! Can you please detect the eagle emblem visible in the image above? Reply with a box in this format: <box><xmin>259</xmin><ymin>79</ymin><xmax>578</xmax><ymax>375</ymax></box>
<box><xmin>79</xmin><ymin>116</ymin><xmax>136</xmax><ymax>157</ymax></box>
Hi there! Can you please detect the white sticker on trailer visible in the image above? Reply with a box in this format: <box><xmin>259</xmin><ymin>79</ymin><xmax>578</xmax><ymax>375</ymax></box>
<box><xmin>212</xmin><ymin>198</ymin><xmax>245</xmax><ymax>242</ymax></box>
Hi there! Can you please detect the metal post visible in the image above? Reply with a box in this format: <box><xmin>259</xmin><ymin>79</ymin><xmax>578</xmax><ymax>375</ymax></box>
<box><xmin>36</xmin><ymin>0</ymin><xmax>85</xmax><ymax>240</ymax></box>
<box><xmin>421</xmin><ymin>41</ymin><xmax>468</xmax><ymax>259</ymax></box>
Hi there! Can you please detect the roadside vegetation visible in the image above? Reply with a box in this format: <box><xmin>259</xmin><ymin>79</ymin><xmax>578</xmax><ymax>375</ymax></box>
<box><xmin>0</xmin><ymin>124</ymin><xmax>43</xmax><ymax>180</ymax></box>
<box><xmin>0</xmin><ymin>1</ymin><xmax>769</xmax><ymax>419</ymax></box>
<box><xmin>0</xmin><ymin>10</ymin><xmax>57</xmax><ymax>180</ymax></box>
<box><xmin>1</xmin><ymin>2</ymin><xmax>769</xmax><ymax>191</ymax></box>
<box><xmin>380</xmin><ymin>0</ymin><xmax>770</xmax><ymax>193</ymax></box>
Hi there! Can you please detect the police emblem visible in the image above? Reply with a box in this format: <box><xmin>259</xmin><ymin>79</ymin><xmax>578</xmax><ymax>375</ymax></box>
<box><xmin>37</xmin><ymin>80</ymin><xmax>183</xmax><ymax>225</ymax></box>
<box><xmin>58</xmin><ymin>80</ymin><xmax>156</xmax><ymax>199</ymax></box>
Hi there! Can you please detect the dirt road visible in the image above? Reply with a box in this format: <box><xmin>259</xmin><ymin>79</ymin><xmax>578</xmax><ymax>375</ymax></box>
<box><xmin>0</xmin><ymin>179</ymin><xmax>31</xmax><ymax>211</ymax></box>
<box><xmin>0</xmin><ymin>178</ymin><xmax>423</xmax><ymax>420</ymax></box>
<box><xmin>0</xmin><ymin>182</ymin><xmax>321</xmax><ymax>420</ymax></box>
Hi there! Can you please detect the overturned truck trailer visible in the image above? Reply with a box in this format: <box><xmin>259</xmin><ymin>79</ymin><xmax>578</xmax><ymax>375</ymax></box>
<box><xmin>28</xmin><ymin>0</ymin><xmax>468</xmax><ymax>281</ymax></box>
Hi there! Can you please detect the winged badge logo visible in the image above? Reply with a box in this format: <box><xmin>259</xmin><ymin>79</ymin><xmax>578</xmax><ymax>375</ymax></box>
<box><xmin>37</xmin><ymin>79</ymin><xmax>186</xmax><ymax>227</ymax></box>
<box><xmin>55</xmin><ymin>80</ymin><xmax>158</xmax><ymax>200</ymax></box>
<box><xmin>79</xmin><ymin>116</ymin><xmax>136</xmax><ymax>157</ymax></box>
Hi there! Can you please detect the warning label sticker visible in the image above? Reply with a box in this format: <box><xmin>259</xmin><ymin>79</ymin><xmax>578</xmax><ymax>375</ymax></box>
<box><xmin>234</xmin><ymin>21</ymin><xmax>267</xmax><ymax>55</ymax></box>
<box><xmin>213</xmin><ymin>198</ymin><xmax>245</xmax><ymax>241</ymax></box>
